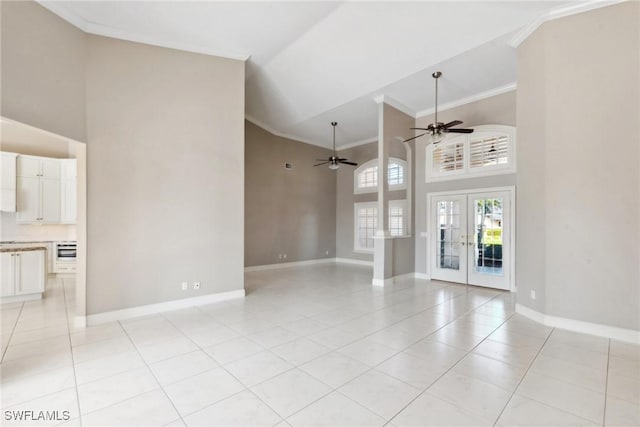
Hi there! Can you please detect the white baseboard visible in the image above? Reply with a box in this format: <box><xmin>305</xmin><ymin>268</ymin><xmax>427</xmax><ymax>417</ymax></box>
<box><xmin>1</xmin><ymin>293</ymin><xmax>42</xmax><ymax>304</ymax></box>
<box><xmin>392</xmin><ymin>273</ymin><xmax>416</xmax><ymax>281</ymax></box>
<box><xmin>86</xmin><ymin>289</ymin><xmax>245</xmax><ymax>326</ymax></box>
<box><xmin>372</xmin><ymin>278</ymin><xmax>394</xmax><ymax>287</ymax></box>
<box><xmin>516</xmin><ymin>304</ymin><xmax>640</xmax><ymax>344</ymax></box>
<box><xmin>335</xmin><ymin>257</ymin><xmax>374</xmax><ymax>267</ymax></box>
<box><xmin>414</xmin><ymin>273</ymin><xmax>430</xmax><ymax>280</ymax></box>
<box><xmin>245</xmin><ymin>257</ymin><xmax>374</xmax><ymax>272</ymax></box>
<box><xmin>244</xmin><ymin>258</ymin><xmax>334</xmax><ymax>272</ymax></box>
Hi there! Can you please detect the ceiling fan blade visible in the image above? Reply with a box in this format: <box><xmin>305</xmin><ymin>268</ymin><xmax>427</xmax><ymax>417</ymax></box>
<box><xmin>443</xmin><ymin>120</ymin><xmax>463</xmax><ymax>129</ymax></box>
<box><xmin>447</xmin><ymin>128</ymin><xmax>474</xmax><ymax>134</ymax></box>
<box><xmin>403</xmin><ymin>132</ymin><xmax>427</xmax><ymax>142</ymax></box>
<box><xmin>314</xmin><ymin>161</ymin><xmax>330</xmax><ymax>166</ymax></box>
<box><xmin>410</xmin><ymin>128</ymin><xmax>431</xmax><ymax>131</ymax></box>
<box><xmin>316</xmin><ymin>159</ymin><xmax>329</xmax><ymax>161</ymax></box>
<box><xmin>339</xmin><ymin>160</ymin><xmax>358</xmax><ymax>166</ymax></box>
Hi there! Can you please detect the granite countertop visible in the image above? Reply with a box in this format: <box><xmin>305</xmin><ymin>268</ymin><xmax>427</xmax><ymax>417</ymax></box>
<box><xmin>0</xmin><ymin>246</ymin><xmax>47</xmax><ymax>253</ymax></box>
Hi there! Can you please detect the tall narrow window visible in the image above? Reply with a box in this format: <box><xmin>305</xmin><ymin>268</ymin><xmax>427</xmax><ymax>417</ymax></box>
<box><xmin>354</xmin><ymin>200</ymin><xmax>407</xmax><ymax>252</ymax></box>
<box><xmin>389</xmin><ymin>201</ymin><xmax>406</xmax><ymax>236</ymax></box>
<box><xmin>355</xmin><ymin>203</ymin><xmax>377</xmax><ymax>251</ymax></box>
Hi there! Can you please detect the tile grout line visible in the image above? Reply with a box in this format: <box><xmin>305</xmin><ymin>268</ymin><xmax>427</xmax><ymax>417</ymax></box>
<box><xmin>158</xmin><ymin>311</ymin><xmax>290</xmax><ymax>424</ymax></box>
<box><xmin>0</xmin><ymin>300</ymin><xmax>25</xmax><ymax>362</ymax></box>
<box><xmin>602</xmin><ymin>339</ymin><xmax>611</xmax><ymax>427</ymax></box>
<box><xmin>116</xmin><ymin>319</ymin><xmax>189</xmax><ymax>427</ymax></box>
<box><xmin>490</xmin><ymin>327</ymin><xmax>556</xmax><ymax>426</ymax></box>
<box><xmin>278</xmin><ymin>290</ymin><xmax>510</xmax><ymax>424</ymax></box>
<box><xmin>86</xmin><ymin>281</ymin><xmax>493</xmax><ymax>423</ymax></box>
<box><xmin>156</xmin><ymin>283</ymin><xmax>481</xmax><ymax>422</ymax></box>
<box><xmin>60</xmin><ymin>276</ymin><xmax>84</xmax><ymax>427</ymax></box>
<box><xmin>380</xmin><ymin>293</ymin><xmax>517</xmax><ymax>426</ymax></box>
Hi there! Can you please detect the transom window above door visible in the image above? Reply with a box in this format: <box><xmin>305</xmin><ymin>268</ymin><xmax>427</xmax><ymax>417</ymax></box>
<box><xmin>426</xmin><ymin>125</ymin><xmax>516</xmax><ymax>182</ymax></box>
<box><xmin>354</xmin><ymin>157</ymin><xmax>407</xmax><ymax>194</ymax></box>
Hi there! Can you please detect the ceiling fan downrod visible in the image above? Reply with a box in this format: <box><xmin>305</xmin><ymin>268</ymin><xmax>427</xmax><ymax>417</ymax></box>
<box><xmin>433</xmin><ymin>71</ymin><xmax>441</xmax><ymax>127</ymax></box>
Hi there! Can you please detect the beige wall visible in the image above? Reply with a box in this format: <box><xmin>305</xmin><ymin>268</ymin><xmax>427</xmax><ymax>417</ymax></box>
<box><xmin>517</xmin><ymin>2</ymin><xmax>640</xmax><ymax>330</ymax></box>
<box><xmin>413</xmin><ymin>91</ymin><xmax>517</xmax><ymax>274</ymax></box>
<box><xmin>245</xmin><ymin>121</ymin><xmax>336</xmax><ymax>266</ymax></box>
<box><xmin>85</xmin><ymin>35</ymin><xmax>245</xmax><ymax>314</ymax></box>
<box><xmin>0</xmin><ymin>1</ymin><xmax>86</xmax><ymax>142</ymax></box>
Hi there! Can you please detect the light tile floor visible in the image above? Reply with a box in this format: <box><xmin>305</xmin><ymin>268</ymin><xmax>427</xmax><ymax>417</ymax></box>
<box><xmin>1</xmin><ymin>265</ymin><xmax>639</xmax><ymax>426</ymax></box>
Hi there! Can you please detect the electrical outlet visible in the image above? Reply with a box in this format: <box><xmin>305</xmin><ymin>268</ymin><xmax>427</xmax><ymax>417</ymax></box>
<box><xmin>325</xmin><ymin>250</ymin><xmax>329</xmax><ymax>256</ymax></box>
<box><xmin>193</xmin><ymin>281</ymin><xmax>201</xmax><ymax>290</ymax></box>
<box><xmin>278</xmin><ymin>254</ymin><xmax>282</xmax><ymax>260</ymax></box>
<box><xmin>283</xmin><ymin>254</ymin><xmax>287</xmax><ymax>259</ymax></box>
<box><xmin>181</xmin><ymin>282</ymin><xmax>188</xmax><ymax>291</ymax></box>
<box><xmin>530</xmin><ymin>290</ymin><xmax>536</xmax><ymax>300</ymax></box>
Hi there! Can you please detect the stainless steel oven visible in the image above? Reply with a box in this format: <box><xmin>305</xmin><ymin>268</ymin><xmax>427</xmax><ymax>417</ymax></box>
<box><xmin>54</xmin><ymin>241</ymin><xmax>76</xmax><ymax>273</ymax></box>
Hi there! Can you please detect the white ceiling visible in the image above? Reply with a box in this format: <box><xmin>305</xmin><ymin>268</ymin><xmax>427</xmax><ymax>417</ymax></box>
<box><xmin>39</xmin><ymin>1</ymin><xmax>578</xmax><ymax>148</ymax></box>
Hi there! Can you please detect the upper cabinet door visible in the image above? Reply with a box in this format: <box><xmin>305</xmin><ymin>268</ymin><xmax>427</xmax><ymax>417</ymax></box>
<box><xmin>1</xmin><ymin>153</ymin><xmax>17</xmax><ymax>212</ymax></box>
<box><xmin>41</xmin><ymin>179</ymin><xmax>61</xmax><ymax>223</ymax></box>
<box><xmin>41</xmin><ymin>158</ymin><xmax>61</xmax><ymax>179</ymax></box>
<box><xmin>16</xmin><ymin>156</ymin><xmax>40</xmax><ymax>177</ymax></box>
<box><xmin>16</xmin><ymin>176</ymin><xmax>40</xmax><ymax>222</ymax></box>
<box><xmin>61</xmin><ymin>179</ymin><xmax>77</xmax><ymax>224</ymax></box>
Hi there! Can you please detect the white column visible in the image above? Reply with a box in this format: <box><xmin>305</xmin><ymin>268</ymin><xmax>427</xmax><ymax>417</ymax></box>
<box><xmin>372</xmin><ymin>98</ymin><xmax>393</xmax><ymax>286</ymax></box>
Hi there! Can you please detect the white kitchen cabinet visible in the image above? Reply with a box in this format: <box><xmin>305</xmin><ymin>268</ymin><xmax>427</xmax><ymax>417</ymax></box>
<box><xmin>16</xmin><ymin>176</ymin><xmax>40</xmax><ymax>222</ymax></box>
<box><xmin>17</xmin><ymin>251</ymin><xmax>45</xmax><ymax>295</ymax></box>
<box><xmin>17</xmin><ymin>176</ymin><xmax>62</xmax><ymax>224</ymax></box>
<box><xmin>41</xmin><ymin>178</ymin><xmax>61</xmax><ymax>222</ymax></box>
<box><xmin>1</xmin><ymin>152</ymin><xmax>18</xmax><ymax>212</ymax></box>
<box><xmin>1</xmin><ymin>253</ymin><xmax>14</xmax><ymax>296</ymax></box>
<box><xmin>16</xmin><ymin>156</ymin><xmax>40</xmax><ymax>178</ymax></box>
<box><xmin>17</xmin><ymin>155</ymin><xmax>60</xmax><ymax>179</ymax></box>
<box><xmin>60</xmin><ymin>159</ymin><xmax>77</xmax><ymax>224</ymax></box>
<box><xmin>0</xmin><ymin>250</ymin><xmax>45</xmax><ymax>297</ymax></box>
<box><xmin>16</xmin><ymin>157</ymin><xmax>61</xmax><ymax>224</ymax></box>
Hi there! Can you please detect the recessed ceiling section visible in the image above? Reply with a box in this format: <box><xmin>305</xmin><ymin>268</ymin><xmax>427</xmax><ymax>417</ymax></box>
<box><xmin>39</xmin><ymin>1</ymin><xmax>570</xmax><ymax>147</ymax></box>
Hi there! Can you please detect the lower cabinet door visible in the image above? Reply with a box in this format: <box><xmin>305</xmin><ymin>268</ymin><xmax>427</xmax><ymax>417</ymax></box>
<box><xmin>16</xmin><ymin>251</ymin><xmax>45</xmax><ymax>295</ymax></box>
<box><xmin>1</xmin><ymin>253</ymin><xmax>15</xmax><ymax>297</ymax></box>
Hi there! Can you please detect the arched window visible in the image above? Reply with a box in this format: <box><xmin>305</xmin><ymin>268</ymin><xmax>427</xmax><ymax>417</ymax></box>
<box><xmin>354</xmin><ymin>157</ymin><xmax>407</xmax><ymax>194</ymax></box>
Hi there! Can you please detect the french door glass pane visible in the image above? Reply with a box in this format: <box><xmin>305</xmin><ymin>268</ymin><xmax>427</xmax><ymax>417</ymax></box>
<box><xmin>436</xmin><ymin>200</ymin><xmax>460</xmax><ymax>270</ymax></box>
<box><xmin>473</xmin><ymin>198</ymin><xmax>503</xmax><ymax>275</ymax></box>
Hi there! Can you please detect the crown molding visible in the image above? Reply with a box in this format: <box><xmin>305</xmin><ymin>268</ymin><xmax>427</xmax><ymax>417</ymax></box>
<box><xmin>509</xmin><ymin>0</ymin><xmax>627</xmax><ymax>48</ymax></box>
<box><xmin>36</xmin><ymin>1</ymin><xmax>250</xmax><ymax>61</ymax></box>
<box><xmin>373</xmin><ymin>95</ymin><xmax>416</xmax><ymax>118</ymax></box>
<box><xmin>245</xmin><ymin>115</ymin><xmax>327</xmax><ymax>148</ymax></box>
<box><xmin>337</xmin><ymin>136</ymin><xmax>378</xmax><ymax>151</ymax></box>
<box><xmin>246</xmin><ymin>115</ymin><xmax>378</xmax><ymax>151</ymax></box>
<box><xmin>415</xmin><ymin>83</ymin><xmax>516</xmax><ymax>119</ymax></box>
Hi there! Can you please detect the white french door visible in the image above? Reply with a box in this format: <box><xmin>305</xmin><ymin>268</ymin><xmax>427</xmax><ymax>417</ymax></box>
<box><xmin>429</xmin><ymin>188</ymin><xmax>513</xmax><ymax>290</ymax></box>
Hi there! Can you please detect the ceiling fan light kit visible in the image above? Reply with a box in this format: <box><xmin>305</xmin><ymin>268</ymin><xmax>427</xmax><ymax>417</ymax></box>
<box><xmin>404</xmin><ymin>71</ymin><xmax>474</xmax><ymax>145</ymax></box>
<box><xmin>314</xmin><ymin>121</ymin><xmax>358</xmax><ymax>170</ymax></box>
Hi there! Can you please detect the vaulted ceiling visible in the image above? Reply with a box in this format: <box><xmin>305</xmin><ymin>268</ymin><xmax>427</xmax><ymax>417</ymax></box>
<box><xmin>40</xmin><ymin>1</ymin><xmax>573</xmax><ymax>148</ymax></box>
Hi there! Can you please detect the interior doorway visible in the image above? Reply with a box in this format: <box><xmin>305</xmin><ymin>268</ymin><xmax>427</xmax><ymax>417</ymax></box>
<box><xmin>427</xmin><ymin>187</ymin><xmax>514</xmax><ymax>290</ymax></box>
